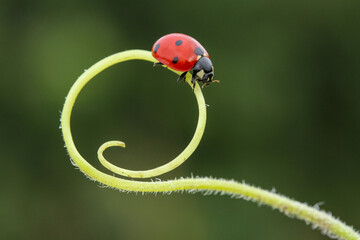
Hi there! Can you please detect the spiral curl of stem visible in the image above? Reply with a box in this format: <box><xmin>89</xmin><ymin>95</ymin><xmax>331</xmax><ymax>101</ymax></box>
<box><xmin>61</xmin><ymin>50</ymin><xmax>359</xmax><ymax>240</ymax></box>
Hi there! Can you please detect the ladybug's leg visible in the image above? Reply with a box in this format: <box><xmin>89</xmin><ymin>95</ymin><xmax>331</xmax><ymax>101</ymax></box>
<box><xmin>153</xmin><ymin>62</ymin><xmax>164</xmax><ymax>67</ymax></box>
<box><xmin>192</xmin><ymin>80</ymin><xmax>196</xmax><ymax>89</ymax></box>
<box><xmin>191</xmin><ymin>70</ymin><xmax>199</xmax><ymax>89</ymax></box>
<box><xmin>201</xmin><ymin>82</ymin><xmax>209</xmax><ymax>88</ymax></box>
<box><xmin>177</xmin><ymin>71</ymin><xmax>187</xmax><ymax>82</ymax></box>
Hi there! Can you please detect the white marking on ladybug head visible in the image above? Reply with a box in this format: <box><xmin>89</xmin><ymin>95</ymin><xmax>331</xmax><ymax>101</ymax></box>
<box><xmin>196</xmin><ymin>70</ymin><xmax>205</xmax><ymax>80</ymax></box>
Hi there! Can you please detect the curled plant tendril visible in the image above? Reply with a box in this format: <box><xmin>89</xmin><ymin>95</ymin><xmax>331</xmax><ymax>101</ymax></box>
<box><xmin>62</xmin><ymin>50</ymin><xmax>206</xmax><ymax>181</ymax></box>
<box><xmin>61</xmin><ymin>50</ymin><xmax>359</xmax><ymax>240</ymax></box>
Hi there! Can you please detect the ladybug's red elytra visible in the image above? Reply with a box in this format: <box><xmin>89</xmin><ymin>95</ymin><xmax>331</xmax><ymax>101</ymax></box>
<box><xmin>152</xmin><ymin>33</ymin><xmax>217</xmax><ymax>88</ymax></box>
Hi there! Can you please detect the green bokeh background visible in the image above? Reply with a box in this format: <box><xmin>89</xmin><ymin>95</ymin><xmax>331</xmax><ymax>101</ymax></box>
<box><xmin>1</xmin><ymin>0</ymin><xmax>359</xmax><ymax>239</ymax></box>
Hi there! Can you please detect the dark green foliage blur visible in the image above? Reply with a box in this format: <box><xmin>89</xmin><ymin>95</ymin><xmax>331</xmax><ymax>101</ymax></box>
<box><xmin>1</xmin><ymin>0</ymin><xmax>359</xmax><ymax>239</ymax></box>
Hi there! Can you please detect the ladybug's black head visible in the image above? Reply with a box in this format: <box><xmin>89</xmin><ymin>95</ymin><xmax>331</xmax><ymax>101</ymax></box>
<box><xmin>192</xmin><ymin>57</ymin><xmax>215</xmax><ymax>87</ymax></box>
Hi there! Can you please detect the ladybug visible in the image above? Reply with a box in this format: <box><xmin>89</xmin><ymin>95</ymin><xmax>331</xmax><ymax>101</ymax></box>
<box><xmin>152</xmin><ymin>33</ymin><xmax>218</xmax><ymax>89</ymax></box>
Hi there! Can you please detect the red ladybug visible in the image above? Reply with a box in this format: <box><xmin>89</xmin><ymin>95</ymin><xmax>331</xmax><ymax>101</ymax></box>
<box><xmin>152</xmin><ymin>33</ymin><xmax>217</xmax><ymax>88</ymax></box>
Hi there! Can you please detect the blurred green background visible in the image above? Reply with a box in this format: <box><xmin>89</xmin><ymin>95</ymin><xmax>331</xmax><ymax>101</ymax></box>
<box><xmin>1</xmin><ymin>0</ymin><xmax>359</xmax><ymax>239</ymax></box>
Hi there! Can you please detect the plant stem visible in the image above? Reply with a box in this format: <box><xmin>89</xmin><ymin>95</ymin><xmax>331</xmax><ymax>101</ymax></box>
<box><xmin>61</xmin><ymin>50</ymin><xmax>359</xmax><ymax>240</ymax></box>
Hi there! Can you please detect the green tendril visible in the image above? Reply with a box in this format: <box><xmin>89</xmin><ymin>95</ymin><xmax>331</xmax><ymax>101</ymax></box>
<box><xmin>61</xmin><ymin>50</ymin><xmax>360</xmax><ymax>240</ymax></box>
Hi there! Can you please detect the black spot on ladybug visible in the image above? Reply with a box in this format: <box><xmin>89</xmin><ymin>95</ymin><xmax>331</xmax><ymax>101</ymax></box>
<box><xmin>175</xmin><ymin>40</ymin><xmax>183</xmax><ymax>46</ymax></box>
<box><xmin>194</xmin><ymin>47</ymin><xmax>204</xmax><ymax>56</ymax></box>
<box><xmin>154</xmin><ymin>43</ymin><xmax>160</xmax><ymax>54</ymax></box>
<box><xmin>172</xmin><ymin>56</ymin><xmax>179</xmax><ymax>64</ymax></box>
